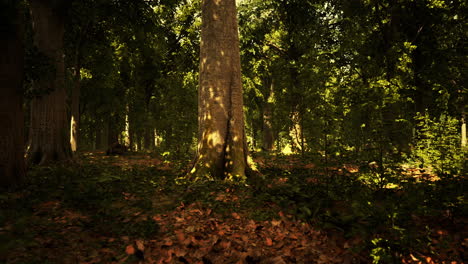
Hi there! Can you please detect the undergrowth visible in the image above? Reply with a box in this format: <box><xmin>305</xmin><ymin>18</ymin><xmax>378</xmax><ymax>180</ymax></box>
<box><xmin>0</xmin><ymin>153</ymin><xmax>466</xmax><ymax>263</ymax></box>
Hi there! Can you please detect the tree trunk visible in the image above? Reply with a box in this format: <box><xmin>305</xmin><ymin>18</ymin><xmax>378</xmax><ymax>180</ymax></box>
<box><xmin>144</xmin><ymin>125</ymin><xmax>155</xmax><ymax>151</ymax></box>
<box><xmin>0</xmin><ymin>3</ymin><xmax>26</xmax><ymax>188</ymax></box>
<box><xmin>462</xmin><ymin>111</ymin><xmax>466</xmax><ymax>148</ymax></box>
<box><xmin>288</xmin><ymin>52</ymin><xmax>306</xmax><ymax>155</ymax></box>
<box><xmin>27</xmin><ymin>0</ymin><xmax>71</xmax><ymax>165</ymax></box>
<box><xmin>290</xmin><ymin>110</ymin><xmax>304</xmax><ymax>153</ymax></box>
<box><xmin>96</xmin><ymin>120</ymin><xmax>108</xmax><ymax>150</ymax></box>
<box><xmin>189</xmin><ymin>0</ymin><xmax>248</xmax><ymax>181</ymax></box>
<box><xmin>108</xmin><ymin>114</ymin><xmax>119</xmax><ymax>147</ymax></box>
<box><xmin>262</xmin><ymin>78</ymin><xmax>275</xmax><ymax>151</ymax></box>
<box><xmin>70</xmin><ymin>63</ymin><xmax>81</xmax><ymax>152</ymax></box>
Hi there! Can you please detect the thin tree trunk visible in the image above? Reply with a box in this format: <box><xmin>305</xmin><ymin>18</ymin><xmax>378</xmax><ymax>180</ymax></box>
<box><xmin>288</xmin><ymin>52</ymin><xmax>306</xmax><ymax>155</ymax></box>
<box><xmin>290</xmin><ymin>110</ymin><xmax>304</xmax><ymax>153</ymax></box>
<box><xmin>95</xmin><ymin>128</ymin><xmax>101</xmax><ymax>150</ymax></box>
<box><xmin>108</xmin><ymin>115</ymin><xmax>119</xmax><ymax>147</ymax></box>
<box><xmin>190</xmin><ymin>0</ymin><xmax>248</xmax><ymax>180</ymax></box>
<box><xmin>70</xmin><ymin>62</ymin><xmax>81</xmax><ymax>152</ymax></box>
<box><xmin>144</xmin><ymin>126</ymin><xmax>152</xmax><ymax>150</ymax></box>
<box><xmin>0</xmin><ymin>3</ymin><xmax>26</xmax><ymax>188</ymax></box>
<box><xmin>262</xmin><ymin>78</ymin><xmax>274</xmax><ymax>151</ymax></box>
<box><xmin>462</xmin><ymin>111</ymin><xmax>466</xmax><ymax>148</ymax></box>
<box><xmin>27</xmin><ymin>0</ymin><xmax>71</xmax><ymax>165</ymax></box>
<box><xmin>96</xmin><ymin>120</ymin><xmax>109</xmax><ymax>150</ymax></box>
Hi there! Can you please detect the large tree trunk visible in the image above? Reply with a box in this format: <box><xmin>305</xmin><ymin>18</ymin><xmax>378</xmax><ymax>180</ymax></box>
<box><xmin>27</xmin><ymin>0</ymin><xmax>71</xmax><ymax>165</ymax></box>
<box><xmin>190</xmin><ymin>0</ymin><xmax>248</xmax><ymax>180</ymax></box>
<box><xmin>0</xmin><ymin>3</ymin><xmax>26</xmax><ymax>188</ymax></box>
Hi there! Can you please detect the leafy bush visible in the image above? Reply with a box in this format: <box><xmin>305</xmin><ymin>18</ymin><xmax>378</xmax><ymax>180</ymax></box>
<box><xmin>412</xmin><ymin>112</ymin><xmax>466</xmax><ymax>176</ymax></box>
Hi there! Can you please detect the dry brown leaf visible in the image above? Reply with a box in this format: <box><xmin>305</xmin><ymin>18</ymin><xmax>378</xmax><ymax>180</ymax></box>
<box><xmin>182</xmin><ymin>237</ymin><xmax>192</xmax><ymax>246</ymax></box>
<box><xmin>266</xmin><ymin>237</ymin><xmax>273</xmax><ymax>246</ymax></box>
<box><xmin>221</xmin><ymin>240</ymin><xmax>232</xmax><ymax>250</ymax></box>
<box><xmin>135</xmin><ymin>240</ymin><xmax>144</xmax><ymax>251</ymax></box>
<box><xmin>265</xmin><ymin>256</ymin><xmax>287</xmax><ymax>264</ymax></box>
<box><xmin>232</xmin><ymin>212</ymin><xmax>241</xmax><ymax>220</ymax></box>
<box><xmin>186</xmin><ymin>225</ymin><xmax>196</xmax><ymax>232</ymax></box>
<box><xmin>125</xmin><ymin>245</ymin><xmax>135</xmax><ymax>255</ymax></box>
<box><xmin>174</xmin><ymin>247</ymin><xmax>187</xmax><ymax>257</ymax></box>
<box><xmin>163</xmin><ymin>249</ymin><xmax>174</xmax><ymax>263</ymax></box>
<box><xmin>163</xmin><ymin>238</ymin><xmax>173</xmax><ymax>246</ymax></box>
<box><xmin>274</xmin><ymin>240</ymin><xmax>285</xmax><ymax>249</ymax></box>
<box><xmin>289</xmin><ymin>234</ymin><xmax>298</xmax><ymax>240</ymax></box>
<box><xmin>176</xmin><ymin>230</ymin><xmax>186</xmax><ymax>242</ymax></box>
<box><xmin>153</xmin><ymin>215</ymin><xmax>162</xmax><ymax>221</ymax></box>
<box><xmin>241</xmin><ymin>234</ymin><xmax>249</xmax><ymax>242</ymax></box>
<box><xmin>271</xmin><ymin>219</ymin><xmax>282</xmax><ymax>227</ymax></box>
<box><xmin>190</xmin><ymin>209</ymin><xmax>202</xmax><ymax>215</ymax></box>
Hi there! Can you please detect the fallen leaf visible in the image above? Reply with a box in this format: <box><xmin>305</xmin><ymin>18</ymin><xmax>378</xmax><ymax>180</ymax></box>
<box><xmin>271</xmin><ymin>219</ymin><xmax>281</xmax><ymax>227</ymax></box>
<box><xmin>125</xmin><ymin>245</ymin><xmax>135</xmax><ymax>255</ymax></box>
<box><xmin>186</xmin><ymin>225</ymin><xmax>196</xmax><ymax>232</ymax></box>
<box><xmin>174</xmin><ymin>247</ymin><xmax>187</xmax><ymax>257</ymax></box>
<box><xmin>241</xmin><ymin>234</ymin><xmax>249</xmax><ymax>242</ymax></box>
<box><xmin>176</xmin><ymin>230</ymin><xmax>186</xmax><ymax>242</ymax></box>
<box><xmin>163</xmin><ymin>249</ymin><xmax>174</xmax><ymax>263</ymax></box>
<box><xmin>266</xmin><ymin>256</ymin><xmax>286</xmax><ymax>264</ymax></box>
<box><xmin>232</xmin><ymin>212</ymin><xmax>241</xmax><ymax>220</ymax></box>
<box><xmin>153</xmin><ymin>215</ymin><xmax>162</xmax><ymax>221</ymax></box>
<box><xmin>163</xmin><ymin>238</ymin><xmax>173</xmax><ymax>246</ymax></box>
<box><xmin>266</xmin><ymin>237</ymin><xmax>273</xmax><ymax>246</ymax></box>
<box><xmin>136</xmin><ymin>240</ymin><xmax>144</xmax><ymax>251</ymax></box>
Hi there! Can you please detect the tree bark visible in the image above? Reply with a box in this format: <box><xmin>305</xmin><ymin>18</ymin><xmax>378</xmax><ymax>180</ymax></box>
<box><xmin>27</xmin><ymin>0</ymin><xmax>71</xmax><ymax>165</ymax></box>
<box><xmin>189</xmin><ymin>0</ymin><xmax>248</xmax><ymax>181</ymax></box>
<box><xmin>107</xmin><ymin>114</ymin><xmax>120</xmax><ymax>147</ymax></box>
<box><xmin>0</xmin><ymin>3</ymin><xmax>26</xmax><ymax>188</ymax></box>
<box><xmin>262</xmin><ymin>77</ymin><xmax>275</xmax><ymax>151</ymax></box>
<box><xmin>462</xmin><ymin>111</ymin><xmax>466</xmax><ymax>148</ymax></box>
<box><xmin>70</xmin><ymin>62</ymin><xmax>81</xmax><ymax>152</ymax></box>
<box><xmin>144</xmin><ymin>125</ymin><xmax>155</xmax><ymax>151</ymax></box>
<box><xmin>96</xmin><ymin>119</ymin><xmax>108</xmax><ymax>150</ymax></box>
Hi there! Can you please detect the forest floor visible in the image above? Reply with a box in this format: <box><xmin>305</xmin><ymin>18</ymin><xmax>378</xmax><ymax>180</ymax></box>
<box><xmin>0</xmin><ymin>152</ymin><xmax>466</xmax><ymax>264</ymax></box>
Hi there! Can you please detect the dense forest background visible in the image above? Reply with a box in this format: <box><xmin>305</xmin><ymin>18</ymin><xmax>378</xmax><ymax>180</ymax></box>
<box><xmin>1</xmin><ymin>0</ymin><xmax>467</xmax><ymax>263</ymax></box>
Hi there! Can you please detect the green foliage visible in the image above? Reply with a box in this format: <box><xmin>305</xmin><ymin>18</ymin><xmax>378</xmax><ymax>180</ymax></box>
<box><xmin>15</xmin><ymin>162</ymin><xmax>182</xmax><ymax>237</ymax></box>
<box><xmin>238</xmin><ymin>160</ymin><xmax>466</xmax><ymax>261</ymax></box>
<box><xmin>412</xmin><ymin>112</ymin><xmax>467</xmax><ymax>175</ymax></box>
